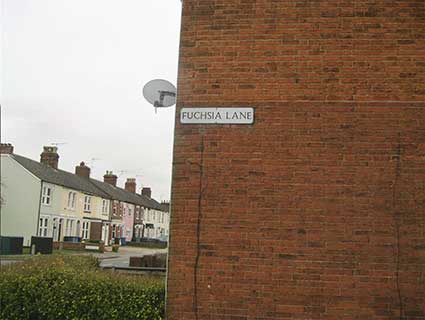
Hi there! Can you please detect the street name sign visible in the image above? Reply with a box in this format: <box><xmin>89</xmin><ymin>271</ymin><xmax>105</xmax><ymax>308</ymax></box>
<box><xmin>180</xmin><ymin>107</ymin><xmax>254</xmax><ymax>124</ymax></box>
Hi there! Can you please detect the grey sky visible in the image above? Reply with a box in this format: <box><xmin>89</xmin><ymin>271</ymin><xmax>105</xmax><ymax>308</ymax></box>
<box><xmin>1</xmin><ymin>0</ymin><xmax>182</xmax><ymax>201</ymax></box>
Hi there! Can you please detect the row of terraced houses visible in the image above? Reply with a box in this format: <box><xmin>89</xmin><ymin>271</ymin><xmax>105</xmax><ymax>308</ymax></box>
<box><xmin>0</xmin><ymin>143</ymin><xmax>169</xmax><ymax>246</ymax></box>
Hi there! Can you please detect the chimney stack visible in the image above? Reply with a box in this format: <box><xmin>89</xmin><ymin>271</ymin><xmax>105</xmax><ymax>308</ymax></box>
<box><xmin>141</xmin><ymin>187</ymin><xmax>152</xmax><ymax>198</ymax></box>
<box><xmin>0</xmin><ymin>143</ymin><xmax>14</xmax><ymax>154</ymax></box>
<box><xmin>161</xmin><ymin>201</ymin><xmax>170</xmax><ymax>212</ymax></box>
<box><xmin>104</xmin><ymin>171</ymin><xmax>118</xmax><ymax>187</ymax></box>
<box><xmin>75</xmin><ymin>161</ymin><xmax>90</xmax><ymax>179</ymax></box>
<box><xmin>40</xmin><ymin>146</ymin><xmax>59</xmax><ymax>169</ymax></box>
<box><xmin>125</xmin><ymin>178</ymin><xmax>136</xmax><ymax>193</ymax></box>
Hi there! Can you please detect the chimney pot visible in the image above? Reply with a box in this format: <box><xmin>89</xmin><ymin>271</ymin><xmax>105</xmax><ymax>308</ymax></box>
<box><xmin>75</xmin><ymin>161</ymin><xmax>90</xmax><ymax>179</ymax></box>
<box><xmin>0</xmin><ymin>143</ymin><xmax>14</xmax><ymax>154</ymax></box>
<box><xmin>125</xmin><ymin>178</ymin><xmax>137</xmax><ymax>193</ymax></box>
<box><xmin>40</xmin><ymin>146</ymin><xmax>59</xmax><ymax>169</ymax></box>
<box><xmin>104</xmin><ymin>171</ymin><xmax>118</xmax><ymax>187</ymax></box>
<box><xmin>141</xmin><ymin>187</ymin><xmax>152</xmax><ymax>198</ymax></box>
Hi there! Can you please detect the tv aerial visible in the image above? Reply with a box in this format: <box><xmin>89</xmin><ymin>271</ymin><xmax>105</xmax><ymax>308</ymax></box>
<box><xmin>143</xmin><ymin>79</ymin><xmax>177</xmax><ymax>113</ymax></box>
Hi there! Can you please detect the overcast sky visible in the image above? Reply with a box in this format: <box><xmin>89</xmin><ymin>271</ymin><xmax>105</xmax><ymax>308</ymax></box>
<box><xmin>1</xmin><ymin>0</ymin><xmax>182</xmax><ymax>201</ymax></box>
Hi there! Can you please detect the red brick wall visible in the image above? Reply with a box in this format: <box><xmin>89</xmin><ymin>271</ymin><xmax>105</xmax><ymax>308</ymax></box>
<box><xmin>167</xmin><ymin>1</ymin><xmax>425</xmax><ymax>319</ymax></box>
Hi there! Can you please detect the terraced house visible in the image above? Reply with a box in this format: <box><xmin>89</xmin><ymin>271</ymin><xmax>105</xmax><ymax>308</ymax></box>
<box><xmin>0</xmin><ymin>144</ymin><xmax>169</xmax><ymax>246</ymax></box>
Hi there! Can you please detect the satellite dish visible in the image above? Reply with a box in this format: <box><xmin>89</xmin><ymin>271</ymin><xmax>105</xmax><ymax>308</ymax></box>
<box><xmin>143</xmin><ymin>79</ymin><xmax>177</xmax><ymax>113</ymax></box>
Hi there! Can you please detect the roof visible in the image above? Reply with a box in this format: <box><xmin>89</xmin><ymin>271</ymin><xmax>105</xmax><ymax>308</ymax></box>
<box><xmin>11</xmin><ymin>153</ymin><xmax>165</xmax><ymax>210</ymax></box>
<box><xmin>12</xmin><ymin>154</ymin><xmax>110</xmax><ymax>199</ymax></box>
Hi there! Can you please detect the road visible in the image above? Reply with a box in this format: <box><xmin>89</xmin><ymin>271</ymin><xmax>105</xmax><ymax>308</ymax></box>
<box><xmin>97</xmin><ymin>246</ymin><xmax>168</xmax><ymax>268</ymax></box>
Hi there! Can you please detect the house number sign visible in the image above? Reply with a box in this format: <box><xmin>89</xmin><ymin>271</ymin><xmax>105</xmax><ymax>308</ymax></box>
<box><xmin>180</xmin><ymin>107</ymin><xmax>254</xmax><ymax>124</ymax></box>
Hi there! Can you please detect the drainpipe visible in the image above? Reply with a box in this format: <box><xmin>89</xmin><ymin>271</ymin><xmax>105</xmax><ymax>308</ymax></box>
<box><xmin>36</xmin><ymin>180</ymin><xmax>43</xmax><ymax>237</ymax></box>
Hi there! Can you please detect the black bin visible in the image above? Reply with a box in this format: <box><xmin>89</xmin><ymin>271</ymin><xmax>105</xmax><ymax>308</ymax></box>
<box><xmin>31</xmin><ymin>236</ymin><xmax>53</xmax><ymax>254</ymax></box>
<box><xmin>0</xmin><ymin>236</ymin><xmax>24</xmax><ymax>255</ymax></box>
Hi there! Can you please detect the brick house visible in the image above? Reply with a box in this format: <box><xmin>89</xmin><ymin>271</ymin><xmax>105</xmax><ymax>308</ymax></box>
<box><xmin>167</xmin><ymin>1</ymin><xmax>425</xmax><ymax>319</ymax></box>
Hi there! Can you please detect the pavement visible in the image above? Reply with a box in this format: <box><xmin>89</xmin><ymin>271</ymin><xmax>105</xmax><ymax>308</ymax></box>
<box><xmin>0</xmin><ymin>246</ymin><xmax>168</xmax><ymax>268</ymax></box>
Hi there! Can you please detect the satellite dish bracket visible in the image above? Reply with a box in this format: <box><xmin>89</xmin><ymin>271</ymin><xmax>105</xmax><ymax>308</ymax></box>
<box><xmin>154</xmin><ymin>90</ymin><xmax>177</xmax><ymax>108</ymax></box>
<box><xmin>143</xmin><ymin>79</ymin><xmax>177</xmax><ymax>114</ymax></box>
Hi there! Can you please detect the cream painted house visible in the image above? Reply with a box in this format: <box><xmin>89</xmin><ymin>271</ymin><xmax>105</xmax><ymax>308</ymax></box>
<box><xmin>1</xmin><ymin>151</ymin><xmax>41</xmax><ymax>246</ymax></box>
<box><xmin>1</xmin><ymin>144</ymin><xmax>169</xmax><ymax>247</ymax></box>
<box><xmin>1</xmin><ymin>146</ymin><xmax>112</xmax><ymax>244</ymax></box>
<box><xmin>142</xmin><ymin>206</ymin><xmax>170</xmax><ymax>240</ymax></box>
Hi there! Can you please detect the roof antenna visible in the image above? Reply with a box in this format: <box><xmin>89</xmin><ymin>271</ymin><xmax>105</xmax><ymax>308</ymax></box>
<box><xmin>51</xmin><ymin>142</ymin><xmax>67</xmax><ymax>147</ymax></box>
<box><xmin>143</xmin><ymin>79</ymin><xmax>177</xmax><ymax>114</ymax></box>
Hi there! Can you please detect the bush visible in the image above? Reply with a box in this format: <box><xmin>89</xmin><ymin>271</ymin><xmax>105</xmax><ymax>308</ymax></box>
<box><xmin>0</xmin><ymin>255</ymin><xmax>165</xmax><ymax>320</ymax></box>
<box><xmin>112</xmin><ymin>244</ymin><xmax>119</xmax><ymax>252</ymax></box>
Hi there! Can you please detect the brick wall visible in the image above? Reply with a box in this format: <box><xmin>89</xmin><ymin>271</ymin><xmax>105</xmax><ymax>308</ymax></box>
<box><xmin>167</xmin><ymin>1</ymin><xmax>425</xmax><ymax>319</ymax></box>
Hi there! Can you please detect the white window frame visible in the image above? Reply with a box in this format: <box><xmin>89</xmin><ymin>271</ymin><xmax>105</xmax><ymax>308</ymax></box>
<box><xmin>84</xmin><ymin>195</ymin><xmax>91</xmax><ymax>212</ymax></box>
<box><xmin>67</xmin><ymin>191</ymin><xmax>76</xmax><ymax>209</ymax></box>
<box><xmin>39</xmin><ymin>217</ymin><xmax>49</xmax><ymax>237</ymax></box>
<box><xmin>102</xmin><ymin>199</ymin><xmax>109</xmax><ymax>214</ymax></box>
<box><xmin>41</xmin><ymin>185</ymin><xmax>52</xmax><ymax>205</ymax></box>
<box><xmin>82</xmin><ymin>221</ymin><xmax>90</xmax><ymax>240</ymax></box>
<box><xmin>65</xmin><ymin>219</ymin><xmax>74</xmax><ymax>236</ymax></box>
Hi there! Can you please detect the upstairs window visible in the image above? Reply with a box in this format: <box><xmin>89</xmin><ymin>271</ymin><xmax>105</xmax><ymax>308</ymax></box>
<box><xmin>102</xmin><ymin>199</ymin><xmax>109</xmax><ymax>214</ymax></box>
<box><xmin>128</xmin><ymin>206</ymin><xmax>132</xmax><ymax>217</ymax></box>
<box><xmin>84</xmin><ymin>195</ymin><xmax>91</xmax><ymax>212</ymax></box>
<box><xmin>67</xmin><ymin>191</ymin><xmax>76</xmax><ymax>209</ymax></box>
<box><xmin>41</xmin><ymin>186</ymin><xmax>52</xmax><ymax>205</ymax></box>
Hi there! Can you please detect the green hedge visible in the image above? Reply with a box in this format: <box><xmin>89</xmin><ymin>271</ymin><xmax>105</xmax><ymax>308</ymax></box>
<box><xmin>0</xmin><ymin>256</ymin><xmax>165</xmax><ymax>320</ymax></box>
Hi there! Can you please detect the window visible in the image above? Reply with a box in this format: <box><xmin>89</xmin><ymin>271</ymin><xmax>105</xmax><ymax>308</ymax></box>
<box><xmin>141</xmin><ymin>209</ymin><xmax>145</xmax><ymax>220</ymax></box>
<box><xmin>113</xmin><ymin>201</ymin><xmax>117</xmax><ymax>214</ymax></box>
<box><xmin>84</xmin><ymin>196</ymin><xmax>91</xmax><ymax>212</ymax></box>
<box><xmin>41</xmin><ymin>186</ymin><xmax>52</xmax><ymax>205</ymax></box>
<box><xmin>39</xmin><ymin>217</ymin><xmax>48</xmax><ymax>237</ymax></box>
<box><xmin>67</xmin><ymin>192</ymin><xmax>76</xmax><ymax>209</ymax></box>
<box><xmin>102</xmin><ymin>199</ymin><xmax>109</xmax><ymax>214</ymax></box>
<box><xmin>66</xmin><ymin>219</ymin><xmax>74</xmax><ymax>236</ymax></box>
<box><xmin>128</xmin><ymin>206</ymin><xmax>132</xmax><ymax>217</ymax></box>
<box><xmin>82</xmin><ymin>221</ymin><xmax>90</xmax><ymax>239</ymax></box>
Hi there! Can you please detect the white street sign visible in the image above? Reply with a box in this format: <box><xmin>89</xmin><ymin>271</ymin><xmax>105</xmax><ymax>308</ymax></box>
<box><xmin>180</xmin><ymin>107</ymin><xmax>254</xmax><ymax>124</ymax></box>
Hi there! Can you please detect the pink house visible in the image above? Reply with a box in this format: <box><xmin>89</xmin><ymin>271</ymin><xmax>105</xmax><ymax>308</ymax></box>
<box><xmin>121</xmin><ymin>201</ymin><xmax>134</xmax><ymax>242</ymax></box>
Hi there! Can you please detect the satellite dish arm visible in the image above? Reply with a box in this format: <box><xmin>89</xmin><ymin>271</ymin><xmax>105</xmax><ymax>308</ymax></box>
<box><xmin>155</xmin><ymin>90</ymin><xmax>177</xmax><ymax>108</ymax></box>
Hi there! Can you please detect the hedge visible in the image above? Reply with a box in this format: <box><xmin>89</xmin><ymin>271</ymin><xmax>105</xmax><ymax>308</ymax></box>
<box><xmin>0</xmin><ymin>255</ymin><xmax>165</xmax><ymax>320</ymax></box>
